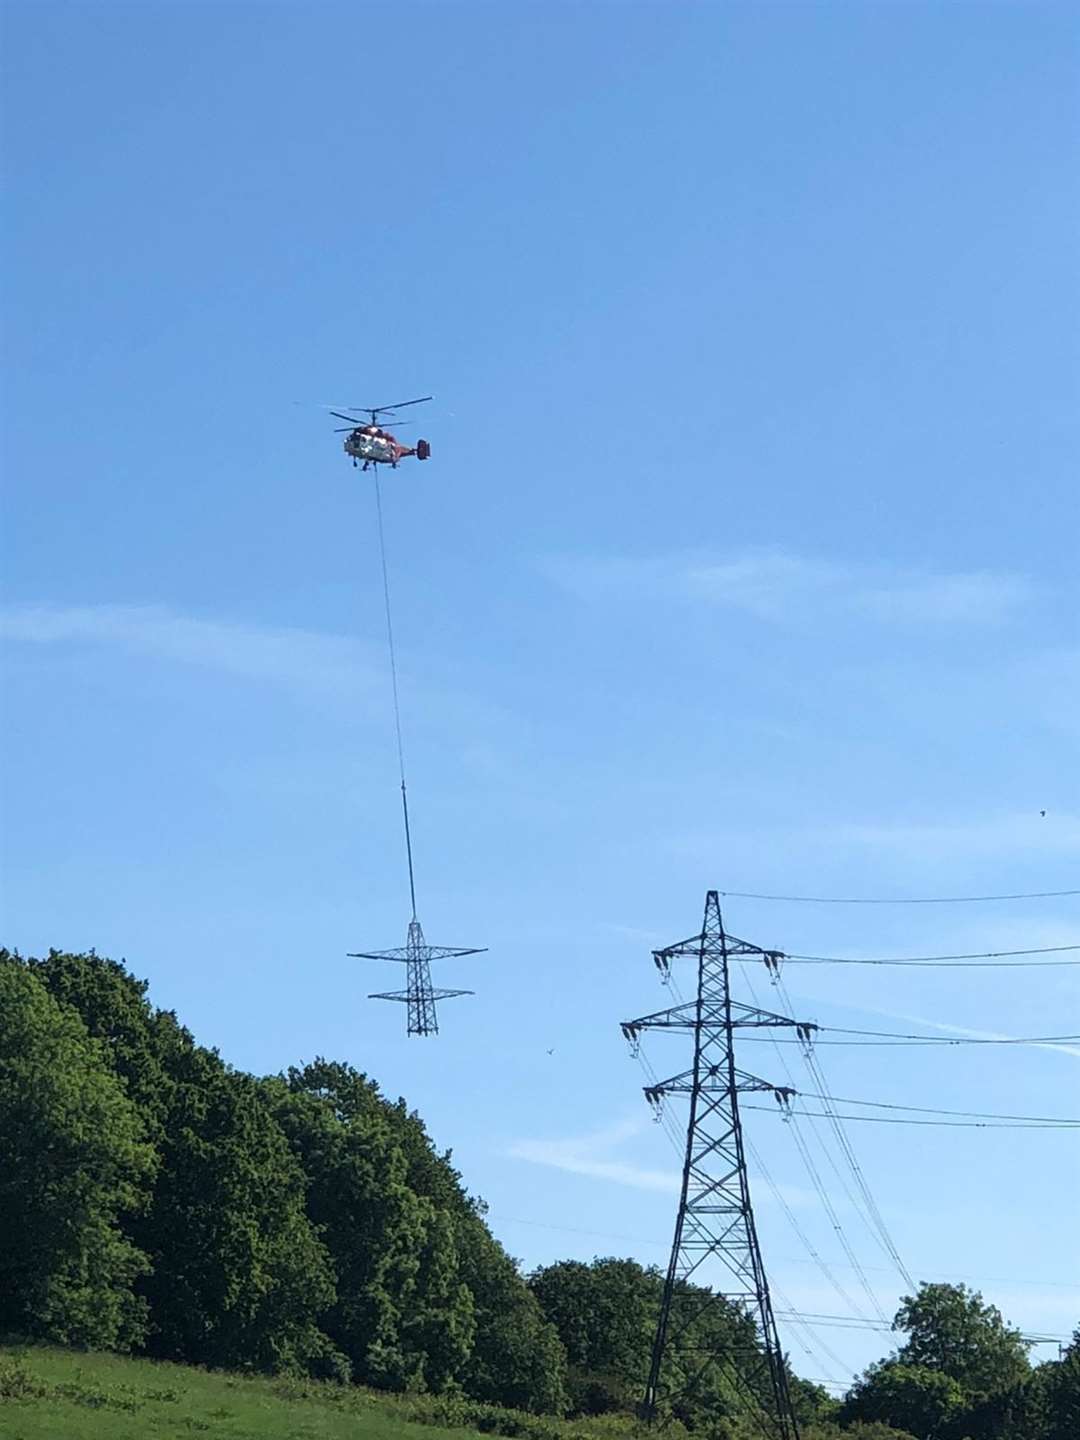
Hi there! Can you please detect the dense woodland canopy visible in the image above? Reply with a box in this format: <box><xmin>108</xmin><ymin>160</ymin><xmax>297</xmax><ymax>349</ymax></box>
<box><xmin>1</xmin><ymin>948</ymin><xmax>1076</xmax><ymax>1440</ymax></box>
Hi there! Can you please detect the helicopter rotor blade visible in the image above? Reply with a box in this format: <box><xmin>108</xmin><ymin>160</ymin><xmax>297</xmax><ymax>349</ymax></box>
<box><xmin>368</xmin><ymin>395</ymin><xmax>433</xmax><ymax>414</ymax></box>
<box><xmin>329</xmin><ymin>411</ymin><xmax>366</xmax><ymax>425</ymax></box>
<box><xmin>333</xmin><ymin>421</ymin><xmax>416</xmax><ymax>432</ymax></box>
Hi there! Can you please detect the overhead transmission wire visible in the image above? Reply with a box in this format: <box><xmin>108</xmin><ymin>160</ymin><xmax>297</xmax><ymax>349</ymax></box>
<box><xmin>720</xmin><ymin>887</ymin><xmax>1080</xmax><ymax>905</ymax></box>
<box><xmin>741</xmin><ymin>1031</ymin><xmax>1080</xmax><ymax>1047</ymax></box>
<box><xmin>786</xmin><ymin>1094</ymin><xmax>1080</xmax><ymax>1125</ymax></box>
<box><xmin>780</xmin><ymin>944</ymin><xmax>1080</xmax><ymax>968</ymax></box>
<box><xmin>734</xmin><ymin>969</ymin><xmax>889</xmax><ymax>1324</ymax></box>
<box><xmin>773</xmin><ymin>969</ymin><xmax>914</xmax><ymax>1291</ymax></box>
<box><xmin>372</xmin><ymin>469</ymin><xmax>417</xmax><ymax>919</ymax></box>
<box><xmin>750</xmin><ymin>1107</ymin><xmax>1080</xmax><ymax>1129</ymax></box>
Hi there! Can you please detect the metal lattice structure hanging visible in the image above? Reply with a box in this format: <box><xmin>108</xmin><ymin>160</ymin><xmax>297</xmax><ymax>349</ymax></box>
<box><xmin>621</xmin><ymin>891</ymin><xmax>816</xmax><ymax>1438</ymax></box>
<box><xmin>351</xmin><ymin>919</ymin><xmax>482</xmax><ymax>1037</ymax></box>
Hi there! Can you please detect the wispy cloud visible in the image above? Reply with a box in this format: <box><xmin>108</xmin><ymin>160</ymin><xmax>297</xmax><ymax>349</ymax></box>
<box><xmin>509</xmin><ymin>1118</ymin><xmax>679</xmax><ymax>1194</ymax></box>
<box><xmin>0</xmin><ymin>603</ymin><xmax>379</xmax><ymax>699</ymax></box>
<box><xmin>544</xmin><ymin>548</ymin><xmax>1030</xmax><ymax>626</ymax></box>
<box><xmin>857</xmin><ymin>1004</ymin><xmax>1080</xmax><ymax>1063</ymax></box>
<box><xmin>509</xmin><ymin>1117</ymin><xmax>819</xmax><ymax>1208</ymax></box>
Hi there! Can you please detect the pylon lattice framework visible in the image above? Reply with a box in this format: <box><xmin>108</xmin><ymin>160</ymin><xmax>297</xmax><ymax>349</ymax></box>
<box><xmin>621</xmin><ymin>891</ymin><xmax>816</xmax><ymax>1440</ymax></box>
<box><xmin>350</xmin><ymin>920</ymin><xmax>482</xmax><ymax>1037</ymax></box>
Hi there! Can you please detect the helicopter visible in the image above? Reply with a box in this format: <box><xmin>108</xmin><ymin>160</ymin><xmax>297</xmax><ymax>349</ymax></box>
<box><xmin>331</xmin><ymin>396</ymin><xmax>433</xmax><ymax>470</ymax></box>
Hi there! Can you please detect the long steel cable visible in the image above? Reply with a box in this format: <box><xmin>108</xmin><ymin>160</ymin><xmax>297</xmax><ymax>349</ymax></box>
<box><xmin>372</xmin><ymin>468</ymin><xmax>418</xmax><ymax>919</ymax></box>
<box><xmin>774</xmin><ymin>973</ymin><xmax>914</xmax><ymax>1290</ymax></box>
<box><xmin>735</xmin><ymin>969</ymin><xmax>884</xmax><ymax>1323</ymax></box>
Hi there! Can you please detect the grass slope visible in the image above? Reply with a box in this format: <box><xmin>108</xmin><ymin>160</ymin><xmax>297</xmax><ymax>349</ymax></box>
<box><xmin>0</xmin><ymin>1346</ymin><xmax>491</xmax><ymax>1440</ymax></box>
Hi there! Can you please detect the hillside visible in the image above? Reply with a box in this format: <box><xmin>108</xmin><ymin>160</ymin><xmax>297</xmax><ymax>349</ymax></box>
<box><xmin>1</xmin><ymin>949</ymin><xmax>1076</xmax><ymax>1440</ymax></box>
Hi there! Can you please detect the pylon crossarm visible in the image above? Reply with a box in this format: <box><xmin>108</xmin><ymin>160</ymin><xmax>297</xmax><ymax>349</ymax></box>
<box><xmin>730</xmin><ymin>1000</ymin><xmax>815</xmax><ymax>1030</ymax></box>
<box><xmin>348</xmin><ymin>945</ymin><xmax>486</xmax><ymax>962</ymax></box>
<box><xmin>369</xmin><ymin>987</ymin><xmax>474</xmax><ymax>1002</ymax></box>
<box><xmin>734</xmin><ymin>1070</ymin><xmax>795</xmax><ymax>1098</ymax></box>
<box><xmin>653</xmin><ymin>930</ymin><xmax>774</xmax><ymax>963</ymax></box>
<box><xmin>621</xmin><ymin>1002</ymin><xmax>699</xmax><ymax>1035</ymax></box>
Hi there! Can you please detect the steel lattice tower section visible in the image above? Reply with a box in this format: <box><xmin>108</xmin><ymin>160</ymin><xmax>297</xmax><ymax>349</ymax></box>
<box><xmin>350</xmin><ymin>920</ymin><xmax>483</xmax><ymax>1037</ymax></box>
<box><xmin>621</xmin><ymin>891</ymin><xmax>816</xmax><ymax>1439</ymax></box>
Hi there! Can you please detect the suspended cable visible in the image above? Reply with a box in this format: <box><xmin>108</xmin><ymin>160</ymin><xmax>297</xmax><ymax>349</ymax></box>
<box><xmin>781</xmin><ymin>944</ymin><xmax>1080</xmax><ymax>967</ymax></box>
<box><xmin>372</xmin><ymin>467</ymin><xmax>417</xmax><ymax>920</ymax></box>
<box><xmin>776</xmin><ymin>1312</ymin><xmax>1069</xmax><ymax>1344</ymax></box>
<box><xmin>768</xmin><ymin>1277</ymin><xmax>852</xmax><ymax>1387</ymax></box>
<box><xmin>791</xmin><ymin>1093</ymin><xmax>1080</xmax><ymax>1125</ymax></box>
<box><xmin>786</xmin><ymin>1026</ymin><xmax>1080</xmax><ymax>1045</ymax></box>
<box><xmin>721</xmin><ymin>887</ymin><xmax>1080</xmax><ymax>904</ymax></box>
<box><xmin>736</xmin><ymin>970</ymin><xmax>886</xmax><ymax>1323</ymax></box>
<box><xmin>747</xmin><ymin>1138</ymin><xmax>880</xmax><ymax>1326</ymax></box>
<box><xmin>748</xmin><ymin>1106</ymin><xmax>1080</xmax><ymax>1128</ymax></box>
<box><xmin>741</xmin><ymin>1034</ymin><xmax>1080</xmax><ymax>1047</ymax></box>
<box><xmin>774</xmin><ymin>974</ymin><xmax>914</xmax><ymax>1291</ymax></box>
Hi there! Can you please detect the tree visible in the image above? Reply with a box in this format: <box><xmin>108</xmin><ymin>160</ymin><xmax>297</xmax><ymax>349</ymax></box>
<box><xmin>28</xmin><ymin>949</ymin><xmax>337</xmax><ymax>1374</ymax></box>
<box><xmin>455</xmin><ymin>1217</ymin><xmax>568</xmax><ymax>1414</ymax></box>
<box><xmin>892</xmin><ymin>1283</ymin><xmax>1031</xmax><ymax>1396</ymax></box>
<box><xmin>1017</xmin><ymin>1326</ymin><xmax>1080</xmax><ymax>1440</ymax></box>
<box><xmin>0</xmin><ymin>956</ymin><xmax>156</xmax><ymax>1349</ymax></box>
<box><xmin>528</xmin><ymin>1255</ymin><xmax>787</xmax><ymax>1428</ymax></box>
<box><xmin>841</xmin><ymin>1361</ymin><xmax>967</xmax><ymax>1437</ymax></box>
<box><xmin>529</xmin><ymin>1257</ymin><xmax>657</xmax><ymax>1400</ymax></box>
<box><xmin>138</xmin><ymin>1046</ymin><xmax>336</xmax><ymax>1372</ymax></box>
<box><xmin>269</xmin><ymin>1062</ymin><xmax>475</xmax><ymax>1393</ymax></box>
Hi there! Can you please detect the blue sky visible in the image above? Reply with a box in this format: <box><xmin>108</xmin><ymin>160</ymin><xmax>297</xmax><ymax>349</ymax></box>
<box><xmin>3</xmin><ymin>0</ymin><xmax>1078</xmax><ymax>1395</ymax></box>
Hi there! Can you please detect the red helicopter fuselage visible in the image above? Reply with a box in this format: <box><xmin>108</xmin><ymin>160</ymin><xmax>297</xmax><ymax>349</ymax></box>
<box><xmin>344</xmin><ymin>425</ymin><xmax>431</xmax><ymax>469</ymax></box>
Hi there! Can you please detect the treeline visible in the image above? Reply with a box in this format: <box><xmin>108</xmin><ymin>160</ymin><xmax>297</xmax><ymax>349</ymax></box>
<box><xmin>1</xmin><ymin>950</ymin><xmax>1076</xmax><ymax>1440</ymax></box>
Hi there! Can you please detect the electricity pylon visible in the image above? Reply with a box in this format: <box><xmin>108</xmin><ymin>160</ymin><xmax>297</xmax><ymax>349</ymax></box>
<box><xmin>350</xmin><ymin>918</ymin><xmax>483</xmax><ymax>1037</ymax></box>
<box><xmin>621</xmin><ymin>891</ymin><xmax>815</xmax><ymax>1438</ymax></box>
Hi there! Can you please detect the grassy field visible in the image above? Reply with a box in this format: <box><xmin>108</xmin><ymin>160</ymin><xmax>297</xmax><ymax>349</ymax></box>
<box><xmin>0</xmin><ymin>1345</ymin><xmax>504</xmax><ymax>1440</ymax></box>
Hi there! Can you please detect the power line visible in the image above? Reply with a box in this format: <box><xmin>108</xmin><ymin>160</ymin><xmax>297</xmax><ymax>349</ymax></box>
<box><xmin>721</xmin><ymin>888</ymin><xmax>1080</xmax><ymax>905</ymax></box>
<box><xmin>747</xmin><ymin>1138</ymin><xmax>881</xmax><ymax>1326</ymax></box>
<box><xmin>774</xmin><ymin>974</ymin><xmax>914</xmax><ymax>1292</ymax></box>
<box><xmin>780</xmin><ymin>944</ymin><xmax>1080</xmax><ymax>967</ymax></box>
<box><xmin>764</xmin><ymin>1027</ymin><xmax>1080</xmax><ymax>1045</ymax></box>
<box><xmin>741</xmin><ymin>1034</ymin><xmax>1080</xmax><ymax>1047</ymax></box>
<box><xmin>748</xmin><ymin>1106</ymin><xmax>1080</xmax><ymax>1129</ymax></box>
<box><xmin>775</xmin><ymin>1312</ymin><xmax>1069</xmax><ymax>1344</ymax></box>
<box><xmin>737</xmin><ymin>971</ymin><xmax>886</xmax><ymax>1323</ymax></box>
<box><xmin>794</xmin><ymin>1093</ymin><xmax>1080</xmax><ymax>1125</ymax></box>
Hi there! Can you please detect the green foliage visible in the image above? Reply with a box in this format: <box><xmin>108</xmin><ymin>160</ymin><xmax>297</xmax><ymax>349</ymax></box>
<box><xmin>528</xmin><ymin>1255</ymin><xmax>818</xmax><ymax>1433</ymax></box>
<box><xmin>141</xmin><ymin>1048</ymin><xmax>337</xmax><ymax>1373</ymax></box>
<box><xmin>530</xmin><ymin>1259</ymin><xmax>656</xmax><ymax>1388</ymax></box>
<box><xmin>455</xmin><ymin>1216</ymin><xmax>569</xmax><ymax>1414</ymax></box>
<box><xmin>840</xmin><ymin>1361</ymin><xmax>966</xmax><ymax>1437</ymax></box>
<box><xmin>270</xmin><ymin>1061</ymin><xmax>475</xmax><ymax>1393</ymax></box>
<box><xmin>1016</xmin><ymin>1328</ymin><xmax>1080</xmax><ymax>1440</ymax></box>
<box><xmin>26</xmin><ymin>949</ymin><xmax>338</xmax><ymax>1375</ymax></box>
<box><xmin>892</xmin><ymin>1283</ymin><xmax>1031</xmax><ymax>1396</ymax></box>
<box><xmin>0</xmin><ymin>1344</ymin><xmax>669</xmax><ymax>1440</ymax></box>
<box><xmin>0</xmin><ymin>957</ymin><xmax>155</xmax><ymax>1350</ymax></box>
<box><xmin>808</xmin><ymin>1424</ymin><xmax>917</xmax><ymax>1440</ymax></box>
